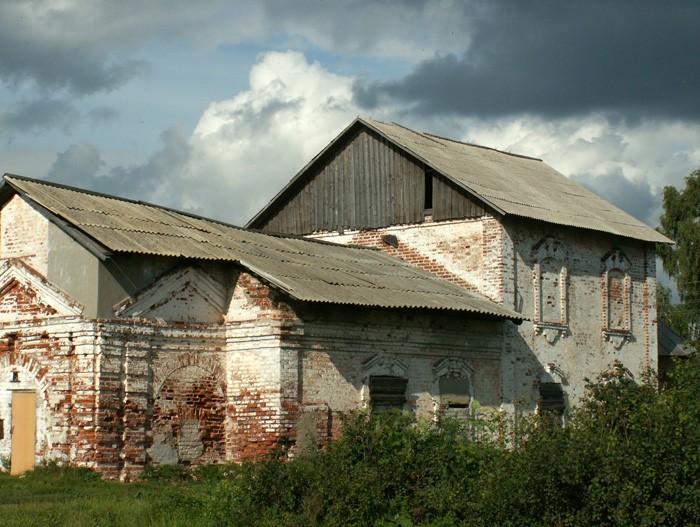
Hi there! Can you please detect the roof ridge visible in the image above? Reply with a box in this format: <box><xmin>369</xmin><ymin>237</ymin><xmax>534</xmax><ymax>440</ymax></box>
<box><xmin>422</xmin><ymin>131</ymin><xmax>543</xmax><ymax>162</ymax></box>
<box><xmin>364</xmin><ymin>119</ymin><xmax>543</xmax><ymax>162</ymax></box>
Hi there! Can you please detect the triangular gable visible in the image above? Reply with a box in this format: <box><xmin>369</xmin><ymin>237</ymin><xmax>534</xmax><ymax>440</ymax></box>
<box><xmin>0</xmin><ymin>259</ymin><xmax>83</xmax><ymax>321</ymax></box>
<box><xmin>114</xmin><ymin>265</ymin><xmax>229</xmax><ymax>324</ymax></box>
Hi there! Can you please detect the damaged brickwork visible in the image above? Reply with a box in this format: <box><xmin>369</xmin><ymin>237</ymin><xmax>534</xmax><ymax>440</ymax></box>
<box><xmin>310</xmin><ymin>215</ymin><xmax>657</xmax><ymax>410</ymax></box>
<box><xmin>0</xmin><ymin>249</ymin><xmax>504</xmax><ymax>479</ymax></box>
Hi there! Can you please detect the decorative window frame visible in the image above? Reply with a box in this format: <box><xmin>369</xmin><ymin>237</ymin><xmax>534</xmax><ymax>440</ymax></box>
<box><xmin>601</xmin><ymin>249</ymin><xmax>632</xmax><ymax>348</ymax></box>
<box><xmin>532</xmin><ymin>237</ymin><xmax>568</xmax><ymax>343</ymax></box>
<box><xmin>360</xmin><ymin>354</ymin><xmax>408</xmax><ymax>408</ymax></box>
<box><xmin>432</xmin><ymin>357</ymin><xmax>474</xmax><ymax>417</ymax></box>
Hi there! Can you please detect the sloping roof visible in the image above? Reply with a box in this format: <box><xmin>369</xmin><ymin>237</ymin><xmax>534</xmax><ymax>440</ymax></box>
<box><xmin>658</xmin><ymin>320</ymin><xmax>694</xmax><ymax>357</ymax></box>
<box><xmin>0</xmin><ymin>174</ymin><xmax>523</xmax><ymax>321</ymax></box>
<box><xmin>249</xmin><ymin>118</ymin><xmax>670</xmax><ymax>244</ymax></box>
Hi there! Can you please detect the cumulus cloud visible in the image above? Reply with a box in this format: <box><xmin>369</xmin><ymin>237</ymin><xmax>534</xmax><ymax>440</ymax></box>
<box><xmin>354</xmin><ymin>0</ymin><xmax>700</xmax><ymax>121</ymax></box>
<box><xmin>179</xmin><ymin>50</ymin><xmax>380</xmax><ymax>224</ymax></box>
<box><xmin>460</xmin><ymin>114</ymin><xmax>700</xmax><ymax>227</ymax></box>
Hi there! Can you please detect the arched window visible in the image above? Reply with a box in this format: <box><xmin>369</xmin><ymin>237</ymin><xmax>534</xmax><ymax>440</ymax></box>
<box><xmin>362</xmin><ymin>354</ymin><xmax>409</xmax><ymax>413</ymax></box>
<box><xmin>602</xmin><ymin>249</ymin><xmax>632</xmax><ymax>348</ymax></box>
<box><xmin>540</xmin><ymin>256</ymin><xmax>563</xmax><ymax>323</ymax></box>
<box><xmin>433</xmin><ymin>357</ymin><xmax>474</xmax><ymax>420</ymax></box>
<box><xmin>533</xmin><ymin>237</ymin><xmax>568</xmax><ymax>343</ymax></box>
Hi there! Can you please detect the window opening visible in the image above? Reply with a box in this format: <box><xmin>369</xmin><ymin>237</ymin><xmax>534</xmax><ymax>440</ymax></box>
<box><xmin>538</xmin><ymin>382</ymin><xmax>565</xmax><ymax>425</ymax></box>
<box><xmin>539</xmin><ymin>257</ymin><xmax>562</xmax><ymax>324</ymax></box>
<box><xmin>438</xmin><ymin>376</ymin><xmax>471</xmax><ymax>409</ymax></box>
<box><xmin>607</xmin><ymin>269</ymin><xmax>627</xmax><ymax>330</ymax></box>
<box><xmin>532</xmin><ymin>237</ymin><xmax>568</xmax><ymax>342</ymax></box>
<box><xmin>369</xmin><ymin>375</ymin><xmax>407</xmax><ymax>413</ymax></box>
<box><xmin>602</xmin><ymin>249</ymin><xmax>632</xmax><ymax>347</ymax></box>
<box><xmin>424</xmin><ymin>169</ymin><xmax>434</xmax><ymax>212</ymax></box>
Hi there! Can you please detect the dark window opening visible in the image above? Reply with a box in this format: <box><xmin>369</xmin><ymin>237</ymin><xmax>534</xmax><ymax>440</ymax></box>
<box><xmin>369</xmin><ymin>375</ymin><xmax>407</xmax><ymax>413</ymax></box>
<box><xmin>539</xmin><ymin>382</ymin><xmax>565</xmax><ymax>424</ymax></box>
<box><xmin>0</xmin><ymin>419</ymin><xmax>3</xmax><ymax>439</ymax></box>
<box><xmin>424</xmin><ymin>170</ymin><xmax>434</xmax><ymax>212</ymax></box>
<box><xmin>439</xmin><ymin>376</ymin><xmax>471</xmax><ymax>409</ymax></box>
<box><xmin>10</xmin><ymin>371</ymin><xmax>19</xmax><ymax>383</ymax></box>
<box><xmin>5</xmin><ymin>333</ymin><xmax>17</xmax><ymax>351</ymax></box>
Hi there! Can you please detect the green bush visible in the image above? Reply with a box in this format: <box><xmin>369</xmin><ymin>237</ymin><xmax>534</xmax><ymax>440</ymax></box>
<box><xmin>208</xmin><ymin>410</ymin><xmax>491</xmax><ymax>526</ymax></box>
<box><xmin>8</xmin><ymin>355</ymin><xmax>700</xmax><ymax>526</ymax></box>
<box><xmin>472</xmin><ymin>359</ymin><xmax>700</xmax><ymax>527</ymax></box>
<box><xmin>208</xmin><ymin>357</ymin><xmax>700</xmax><ymax>526</ymax></box>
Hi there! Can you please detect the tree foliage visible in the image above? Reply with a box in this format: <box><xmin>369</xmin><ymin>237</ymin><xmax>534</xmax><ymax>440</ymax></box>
<box><xmin>658</xmin><ymin>167</ymin><xmax>700</xmax><ymax>340</ymax></box>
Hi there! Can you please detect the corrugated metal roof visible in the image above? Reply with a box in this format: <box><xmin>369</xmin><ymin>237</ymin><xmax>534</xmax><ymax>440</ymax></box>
<box><xmin>658</xmin><ymin>320</ymin><xmax>694</xmax><ymax>357</ymax></box>
<box><xmin>2</xmin><ymin>174</ymin><xmax>524</xmax><ymax>321</ymax></box>
<box><xmin>363</xmin><ymin>119</ymin><xmax>671</xmax><ymax>244</ymax></box>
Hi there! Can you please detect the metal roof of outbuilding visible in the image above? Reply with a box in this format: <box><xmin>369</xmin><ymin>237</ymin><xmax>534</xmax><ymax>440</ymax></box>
<box><xmin>1</xmin><ymin>174</ymin><xmax>524</xmax><ymax>321</ymax></box>
<box><xmin>658</xmin><ymin>320</ymin><xmax>694</xmax><ymax>357</ymax></box>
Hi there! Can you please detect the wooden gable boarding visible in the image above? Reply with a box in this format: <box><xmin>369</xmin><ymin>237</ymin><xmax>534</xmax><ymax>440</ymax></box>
<box><xmin>252</xmin><ymin>121</ymin><xmax>488</xmax><ymax>235</ymax></box>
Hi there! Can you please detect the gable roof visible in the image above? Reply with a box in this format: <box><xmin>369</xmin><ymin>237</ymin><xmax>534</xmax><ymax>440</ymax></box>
<box><xmin>248</xmin><ymin>118</ymin><xmax>670</xmax><ymax>244</ymax></box>
<box><xmin>0</xmin><ymin>174</ymin><xmax>523</xmax><ymax>321</ymax></box>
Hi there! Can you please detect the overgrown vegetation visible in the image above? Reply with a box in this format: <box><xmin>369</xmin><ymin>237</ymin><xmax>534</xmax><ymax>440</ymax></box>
<box><xmin>3</xmin><ymin>356</ymin><xmax>700</xmax><ymax>526</ymax></box>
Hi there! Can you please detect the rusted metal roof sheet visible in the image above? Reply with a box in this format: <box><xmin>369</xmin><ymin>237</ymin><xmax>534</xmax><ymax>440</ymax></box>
<box><xmin>2</xmin><ymin>174</ymin><xmax>524</xmax><ymax>321</ymax></box>
<box><xmin>362</xmin><ymin>119</ymin><xmax>670</xmax><ymax>244</ymax></box>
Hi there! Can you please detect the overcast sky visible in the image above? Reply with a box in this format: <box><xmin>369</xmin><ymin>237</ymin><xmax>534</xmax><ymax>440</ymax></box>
<box><xmin>2</xmin><ymin>0</ymin><xmax>699</xmax><ymax>230</ymax></box>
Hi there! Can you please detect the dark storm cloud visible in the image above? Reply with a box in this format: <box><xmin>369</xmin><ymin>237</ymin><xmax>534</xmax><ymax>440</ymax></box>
<box><xmin>48</xmin><ymin>126</ymin><xmax>191</xmax><ymax>207</ymax></box>
<box><xmin>0</xmin><ymin>36</ymin><xmax>150</xmax><ymax>97</ymax></box>
<box><xmin>0</xmin><ymin>99</ymin><xmax>79</xmax><ymax>135</ymax></box>
<box><xmin>354</xmin><ymin>1</ymin><xmax>700</xmax><ymax>120</ymax></box>
<box><xmin>572</xmin><ymin>170</ymin><xmax>659</xmax><ymax>227</ymax></box>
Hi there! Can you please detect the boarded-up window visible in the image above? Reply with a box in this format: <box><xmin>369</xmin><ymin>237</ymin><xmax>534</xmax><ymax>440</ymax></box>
<box><xmin>369</xmin><ymin>375</ymin><xmax>407</xmax><ymax>413</ymax></box>
<box><xmin>602</xmin><ymin>249</ymin><xmax>631</xmax><ymax>341</ymax></box>
<box><xmin>608</xmin><ymin>269</ymin><xmax>626</xmax><ymax>330</ymax></box>
<box><xmin>439</xmin><ymin>376</ymin><xmax>471</xmax><ymax>409</ymax></box>
<box><xmin>532</xmin><ymin>238</ymin><xmax>567</xmax><ymax>332</ymax></box>
<box><xmin>540</xmin><ymin>257</ymin><xmax>562</xmax><ymax>324</ymax></box>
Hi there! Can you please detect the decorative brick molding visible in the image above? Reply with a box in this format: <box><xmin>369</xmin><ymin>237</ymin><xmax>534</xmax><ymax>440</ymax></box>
<box><xmin>532</xmin><ymin>237</ymin><xmax>568</xmax><ymax>343</ymax></box>
<box><xmin>601</xmin><ymin>249</ymin><xmax>632</xmax><ymax>348</ymax></box>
